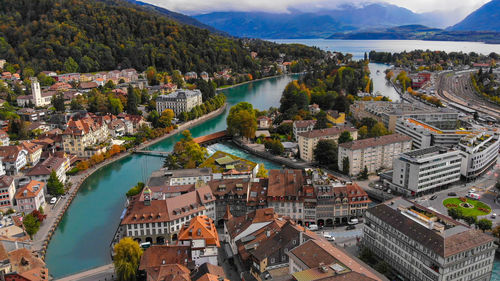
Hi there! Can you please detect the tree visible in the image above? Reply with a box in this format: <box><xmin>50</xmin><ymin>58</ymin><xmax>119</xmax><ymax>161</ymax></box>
<box><xmin>70</xmin><ymin>98</ymin><xmax>84</xmax><ymax>110</ymax></box>
<box><xmin>374</xmin><ymin>261</ymin><xmax>390</xmax><ymax>275</ymax></box>
<box><xmin>463</xmin><ymin>215</ymin><xmax>477</xmax><ymax>226</ymax></box>
<box><xmin>264</xmin><ymin>139</ymin><xmax>284</xmax><ymax>155</ymax></box>
<box><xmin>313</xmin><ymin>139</ymin><xmax>338</xmax><ymax>170</ymax></box>
<box><xmin>127</xmin><ymin>86</ymin><xmax>139</xmax><ymax>115</ymax></box>
<box><xmin>338</xmin><ymin>131</ymin><xmax>353</xmax><ymax>144</ymax></box>
<box><xmin>47</xmin><ymin>170</ymin><xmax>65</xmax><ymax>196</ymax></box>
<box><xmin>23</xmin><ymin>214</ymin><xmax>40</xmax><ymax>238</ymax></box>
<box><xmin>126</xmin><ymin>182</ymin><xmax>145</xmax><ymax>197</ymax></box>
<box><xmin>158</xmin><ymin>109</ymin><xmax>175</xmax><ymax>128</ymax></box>
<box><xmin>477</xmin><ymin>219</ymin><xmax>492</xmax><ymax>232</ymax></box>
<box><xmin>370</xmin><ymin>122</ymin><xmax>389</xmax><ymax>137</ymax></box>
<box><xmin>51</xmin><ymin>93</ymin><xmax>65</xmax><ymax>112</ymax></box>
<box><xmin>113</xmin><ymin>237</ymin><xmax>142</xmax><ymax>281</ymax></box>
<box><xmin>358</xmin><ymin>126</ymin><xmax>369</xmax><ymax>139</ymax></box>
<box><xmin>226</xmin><ymin>102</ymin><xmax>257</xmax><ymax>139</ymax></box>
<box><xmin>163</xmin><ymin>130</ymin><xmax>207</xmax><ymax>169</ymax></box>
<box><xmin>360</xmin><ymin>166</ymin><xmax>368</xmax><ymax>180</ymax></box>
<box><xmin>109</xmin><ymin>96</ymin><xmax>124</xmax><ymax>115</ymax></box>
<box><xmin>314</xmin><ymin>111</ymin><xmax>328</xmax><ymax>129</ymax></box>
<box><xmin>256</xmin><ymin>164</ymin><xmax>269</xmax><ymax>178</ymax></box>
<box><xmin>342</xmin><ymin>157</ymin><xmax>350</xmax><ymax>174</ymax></box>
<box><xmin>447</xmin><ymin>208</ymin><xmax>463</xmax><ymax>220</ymax></box>
<box><xmin>492</xmin><ymin>224</ymin><xmax>500</xmax><ymax>238</ymax></box>
<box><xmin>63</xmin><ymin>57</ymin><xmax>79</xmax><ymax>73</ymax></box>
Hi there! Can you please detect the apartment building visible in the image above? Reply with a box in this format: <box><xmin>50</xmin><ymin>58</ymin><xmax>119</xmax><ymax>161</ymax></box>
<box><xmin>15</xmin><ymin>180</ymin><xmax>46</xmax><ymax>213</ymax></box>
<box><xmin>387</xmin><ymin>146</ymin><xmax>462</xmax><ymax>197</ymax></box>
<box><xmin>0</xmin><ymin>176</ymin><xmax>15</xmax><ymax>210</ymax></box>
<box><xmin>298</xmin><ymin>126</ymin><xmax>358</xmax><ymax>162</ymax></box>
<box><xmin>314</xmin><ymin>182</ymin><xmax>371</xmax><ymax>226</ymax></box>
<box><xmin>0</xmin><ymin>130</ymin><xmax>10</xmax><ymax>146</ymax></box>
<box><xmin>338</xmin><ymin>134</ymin><xmax>412</xmax><ymax>176</ymax></box>
<box><xmin>364</xmin><ymin>198</ymin><xmax>496</xmax><ymax>281</ymax></box>
<box><xmin>459</xmin><ymin>133</ymin><xmax>500</xmax><ymax>180</ymax></box>
<box><xmin>350</xmin><ymin>101</ymin><xmax>458</xmax><ymax>131</ymax></box>
<box><xmin>117</xmin><ymin>185</ymin><xmax>215</xmax><ymax>245</ymax></box>
<box><xmin>0</xmin><ymin>146</ymin><xmax>27</xmax><ymax>176</ymax></box>
<box><xmin>395</xmin><ymin>118</ymin><xmax>474</xmax><ymax>149</ymax></box>
<box><xmin>266</xmin><ymin>170</ymin><xmax>304</xmax><ymax>222</ymax></box>
<box><xmin>20</xmin><ymin>141</ymin><xmax>43</xmax><ymax>167</ymax></box>
<box><xmin>62</xmin><ymin>117</ymin><xmax>110</xmax><ymax>157</ymax></box>
<box><xmin>156</xmin><ymin>89</ymin><xmax>203</xmax><ymax>116</ymax></box>
<box><xmin>293</xmin><ymin>120</ymin><xmax>316</xmax><ymax>140</ymax></box>
<box><xmin>177</xmin><ymin>215</ymin><xmax>220</xmax><ymax>267</ymax></box>
<box><xmin>25</xmin><ymin>155</ymin><xmax>69</xmax><ymax>185</ymax></box>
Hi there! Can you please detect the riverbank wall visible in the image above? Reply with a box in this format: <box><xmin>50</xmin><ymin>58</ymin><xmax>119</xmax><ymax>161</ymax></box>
<box><xmin>39</xmin><ymin>103</ymin><xmax>228</xmax><ymax>259</ymax></box>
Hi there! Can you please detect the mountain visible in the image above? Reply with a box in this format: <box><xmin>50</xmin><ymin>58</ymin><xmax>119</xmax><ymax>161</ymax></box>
<box><xmin>125</xmin><ymin>0</ymin><xmax>224</xmax><ymax>34</ymax></box>
<box><xmin>0</xmin><ymin>0</ymin><xmax>324</xmax><ymax>74</ymax></box>
<box><xmin>193</xmin><ymin>11</ymin><xmax>353</xmax><ymax>39</ymax></box>
<box><xmin>328</xmin><ymin>25</ymin><xmax>500</xmax><ymax>44</ymax></box>
<box><xmin>194</xmin><ymin>3</ymin><xmax>444</xmax><ymax>39</ymax></box>
<box><xmin>449</xmin><ymin>0</ymin><xmax>500</xmax><ymax>31</ymax></box>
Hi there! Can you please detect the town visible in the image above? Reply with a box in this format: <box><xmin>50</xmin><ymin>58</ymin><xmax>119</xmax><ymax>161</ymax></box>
<box><xmin>1</xmin><ymin>0</ymin><xmax>500</xmax><ymax>281</ymax></box>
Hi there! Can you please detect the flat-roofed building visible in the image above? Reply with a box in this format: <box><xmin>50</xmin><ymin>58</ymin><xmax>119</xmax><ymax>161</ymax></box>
<box><xmin>459</xmin><ymin>132</ymin><xmax>500</xmax><ymax>180</ymax></box>
<box><xmin>364</xmin><ymin>198</ymin><xmax>496</xmax><ymax>281</ymax></box>
<box><xmin>350</xmin><ymin>101</ymin><xmax>458</xmax><ymax>131</ymax></box>
<box><xmin>148</xmin><ymin>168</ymin><xmax>213</xmax><ymax>187</ymax></box>
<box><xmin>387</xmin><ymin>146</ymin><xmax>462</xmax><ymax>197</ymax></box>
<box><xmin>338</xmin><ymin>134</ymin><xmax>412</xmax><ymax>176</ymax></box>
<box><xmin>395</xmin><ymin>118</ymin><xmax>475</xmax><ymax>149</ymax></box>
<box><xmin>298</xmin><ymin>127</ymin><xmax>358</xmax><ymax>163</ymax></box>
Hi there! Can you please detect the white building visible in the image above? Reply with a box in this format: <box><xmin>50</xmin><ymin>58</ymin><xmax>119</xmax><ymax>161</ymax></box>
<box><xmin>298</xmin><ymin>126</ymin><xmax>358</xmax><ymax>163</ymax></box>
<box><xmin>395</xmin><ymin>118</ymin><xmax>473</xmax><ymax>149</ymax></box>
<box><xmin>459</xmin><ymin>133</ymin><xmax>500</xmax><ymax>180</ymax></box>
<box><xmin>293</xmin><ymin>120</ymin><xmax>316</xmax><ymax>140</ymax></box>
<box><xmin>147</xmin><ymin>168</ymin><xmax>213</xmax><ymax>187</ymax></box>
<box><xmin>0</xmin><ymin>176</ymin><xmax>15</xmax><ymax>210</ymax></box>
<box><xmin>0</xmin><ymin>146</ymin><xmax>28</xmax><ymax>176</ymax></box>
<box><xmin>156</xmin><ymin>89</ymin><xmax>203</xmax><ymax>116</ymax></box>
<box><xmin>177</xmin><ymin>215</ymin><xmax>220</xmax><ymax>267</ymax></box>
<box><xmin>364</xmin><ymin>198</ymin><xmax>496</xmax><ymax>281</ymax></box>
<box><xmin>338</xmin><ymin>134</ymin><xmax>412</xmax><ymax>176</ymax></box>
<box><xmin>388</xmin><ymin>146</ymin><xmax>462</xmax><ymax>197</ymax></box>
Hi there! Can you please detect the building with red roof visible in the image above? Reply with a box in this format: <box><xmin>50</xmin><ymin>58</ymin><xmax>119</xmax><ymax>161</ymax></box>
<box><xmin>177</xmin><ymin>215</ymin><xmax>220</xmax><ymax>267</ymax></box>
<box><xmin>15</xmin><ymin>180</ymin><xmax>45</xmax><ymax>214</ymax></box>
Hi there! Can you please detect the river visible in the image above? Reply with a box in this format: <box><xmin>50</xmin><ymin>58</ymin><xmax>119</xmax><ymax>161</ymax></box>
<box><xmin>46</xmin><ymin>39</ymin><xmax>500</xmax><ymax>279</ymax></box>
<box><xmin>45</xmin><ymin>75</ymin><xmax>296</xmax><ymax>278</ymax></box>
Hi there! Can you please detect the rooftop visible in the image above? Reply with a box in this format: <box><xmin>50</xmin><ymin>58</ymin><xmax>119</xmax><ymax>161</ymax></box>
<box><xmin>177</xmin><ymin>215</ymin><xmax>220</xmax><ymax>247</ymax></box>
<box><xmin>267</xmin><ymin>169</ymin><xmax>303</xmax><ymax>197</ymax></box>
<box><xmin>15</xmin><ymin>181</ymin><xmax>45</xmax><ymax>200</ymax></box>
<box><xmin>148</xmin><ymin>168</ymin><xmax>212</xmax><ymax>187</ymax></box>
<box><xmin>367</xmin><ymin>198</ymin><xmax>495</xmax><ymax>258</ymax></box>
<box><xmin>298</xmin><ymin>126</ymin><xmax>357</xmax><ymax>139</ymax></box>
<box><xmin>157</xmin><ymin>89</ymin><xmax>202</xmax><ymax>100</ymax></box>
<box><xmin>200</xmin><ymin>151</ymin><xmax>257</xmax><ymax>174</ymax></box>
<box><xmin>339</xmin><ymin>134</ymin><xmax>411</xmax><ymax>150</ymax></box>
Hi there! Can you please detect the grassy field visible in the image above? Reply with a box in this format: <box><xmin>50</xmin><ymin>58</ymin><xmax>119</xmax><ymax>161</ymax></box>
<box><xmin>443</xmin><ymin>197</ymin><xmax>491</xmax><ymax>217</ymax></box>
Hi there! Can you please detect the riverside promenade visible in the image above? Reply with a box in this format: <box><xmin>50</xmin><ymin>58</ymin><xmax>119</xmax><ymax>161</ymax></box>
<box><xmin>33</xmin><ymin>103</ymin><xmax>228</xmax><ymax>259</ymax></box>
<box><xmin>57</xmin><ymin>264</ymin><xmax>114</xmax><ymax>281</ymax></box>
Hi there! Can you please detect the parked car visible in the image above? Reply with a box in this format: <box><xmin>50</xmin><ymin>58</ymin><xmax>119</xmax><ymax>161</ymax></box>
<box><xmin>346</xmin><ymin>225</ymin><xmax>356</xmax><ymax>230</ymax></box>
<box><xmin>469</xmin><ymin>188</ymin><xmax>476</xmax><ymax>193</ymax></box>
<box><xmin>491</xmin><ymin>213</ymin><xmax>497</xmax><ymax>219</ymax></box>
<box><xmin>430</xmin><ymin>195</ymin><xmax>438</xmax><ymax>200</ymax></box>
<box><xmin>50</xmin><ymin>197</ymin><xmax>57</xmax><ymax>204</ymax></box>
<box><xmin>323</xmin><ymin>233</ymin><xmax>335</xmax><ymax>241</ymax></box>
<box><xmin>348</xmin><ymin>218</ymin><xmax>359</xmax><ymax>225</ymax></box>
<box><xmin>447</xmin><ymin>192</ymin><xmax>457</xmax><ymax>196</ymax></box>
<box><xmin>308</xmin><ymin>224</ymin><xmax>319</xmax><ymax>231</ymax></box>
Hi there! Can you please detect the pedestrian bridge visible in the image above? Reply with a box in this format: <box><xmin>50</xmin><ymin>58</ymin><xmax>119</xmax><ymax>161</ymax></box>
<box><xmin>133</xmin><ymin>149</ymin><xmax>172</xmax><ymax>157</ymax></box>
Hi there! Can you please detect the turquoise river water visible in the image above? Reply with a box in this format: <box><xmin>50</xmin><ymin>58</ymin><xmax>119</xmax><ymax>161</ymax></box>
<box><xmin>46</xmin><ymin>39</ymin><xmax>500</xmax><ymax>279</ymax></box>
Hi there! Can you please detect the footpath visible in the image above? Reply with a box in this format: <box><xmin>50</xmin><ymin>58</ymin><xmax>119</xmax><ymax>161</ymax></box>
<box><xmin>57</xmin><ymin>264</ymin><xmax>114</xmax><ymax>281</ymax></box>
<box><xmin>33</xmin><ymin>103</ymin><xmax>228</xmax><ymax>259</ymax></box>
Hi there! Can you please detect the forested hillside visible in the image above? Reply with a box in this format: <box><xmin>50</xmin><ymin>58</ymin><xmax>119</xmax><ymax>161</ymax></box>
<box><xmin>0</xmin><ymin>0</ymin><xmax>324</xmax><ymax>74</ymax></box>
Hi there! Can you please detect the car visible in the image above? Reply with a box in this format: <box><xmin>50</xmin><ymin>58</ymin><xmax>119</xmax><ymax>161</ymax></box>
<box><xmin>50</xmin><ymin>197</ymin><xmax>57</xmax><ymax>204</ymax></box>
<box><xmin>467</xmin><ymin>193</ymin><xmax>480</xmax><ymax>200</ymax></box>
<box><xmin>348</xmin><ymin>218</ymin><xmax>359</xmax><ymax>225</ymax></box>
<box><xmin>323</xmin><ymin>233</ymin><xmax>335</xmax><ymax>241</ymax></box>
<box><xmin>469</xmin><ymin>188</ymin><xmax>476</xmax><ymax>193</ymax></box>
<box><xmin>447</xmin><ymin>192</ymin><xmax>457</xmax><ymax>196</ymax></box>
<box><xmin>346</xmin><ymin>225</ymin><xmax>356</xmax><ymax>230</ymax></box>
<box><xmin>308</xmin><ymin>224</ymin><xmax>319</xmax><ymax>231</ymax></box>
<box><xmin>430</xmin><ymin>195</ymin><xmax>438</xmax><ymax>200</ymax></box>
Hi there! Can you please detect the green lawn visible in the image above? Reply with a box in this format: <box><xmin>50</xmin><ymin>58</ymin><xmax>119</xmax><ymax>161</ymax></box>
<box><xmin>443</xmin><ymin>197</ymin><xmax>491</xmax><ymax>217</ymax></box>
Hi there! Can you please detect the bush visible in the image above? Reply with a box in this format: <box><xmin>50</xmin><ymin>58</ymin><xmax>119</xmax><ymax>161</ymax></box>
<box><xmin>66</xmin><ymin>167</ymin><xmax>80</xmax><ymax>175</ymax></box>
<box><xmin>459</xmin><ymin>197</ymin><xmax>467</xmax><ymax>202</ymax></box>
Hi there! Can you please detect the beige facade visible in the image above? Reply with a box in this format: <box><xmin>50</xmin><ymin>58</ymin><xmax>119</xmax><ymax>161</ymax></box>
<box><xmin>338</xmin><ymin>134</ymin><xmax>412</xmax><ymax>176</ymax></box>
<box><xmin>298</xmin><ymin>127</ymin><xmax>358</xmax><ymax>162</ymax></box>
<box><xmin>62</xmin><ymin>118</ymin><xmax>110</xmax><ymax>158</ymax></box>
<box><xmin>156</xmin><ymin>89</ymin><xmax>203</xmax><ymax>116</ymax></box>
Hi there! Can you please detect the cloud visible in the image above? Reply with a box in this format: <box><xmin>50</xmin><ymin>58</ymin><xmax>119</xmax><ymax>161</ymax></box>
<box><xmin>141</xmin><ymin>0</ymin><xmax>491</xmax><ymax>15</ymax></box>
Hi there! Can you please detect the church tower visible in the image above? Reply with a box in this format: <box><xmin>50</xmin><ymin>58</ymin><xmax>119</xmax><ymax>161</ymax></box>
<box><xmin>31</xmin><ymin>77</ymin><xmax>42</xmax><ymax>107</ymax></box>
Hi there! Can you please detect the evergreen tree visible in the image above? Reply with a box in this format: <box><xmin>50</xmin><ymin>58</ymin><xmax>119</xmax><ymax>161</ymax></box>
<box><xmin>23</xmin><ymin>214</ymin><xmax>40</xmax><ymax>239</ymax></box>
<box><xmin>47</xmin><ymin>170</ymin><xmax>65</xmax><ymax>195</ymax></box>
<box><xmin>127</xmin><ymin>86</ymin><xmax>139</xmax><ymax>115</ymax></box>
<box><xmin>51</xmin><ymin>93</ymin><xmax>65</xmax><ymax>112</ymax></box>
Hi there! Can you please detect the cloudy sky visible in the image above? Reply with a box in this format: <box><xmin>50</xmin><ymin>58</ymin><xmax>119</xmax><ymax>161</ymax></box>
<box><xmin>141</xmin><ymin>0</ymin><xmax>490</xmax><ymax>15</ymax></box>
